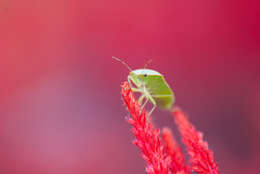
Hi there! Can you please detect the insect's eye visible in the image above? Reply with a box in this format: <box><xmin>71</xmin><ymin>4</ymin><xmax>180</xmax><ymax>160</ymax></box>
<box><xmin>144</xmin><ymin>74</ymin><xmax>147</xmax><ymax>77</ymax></box>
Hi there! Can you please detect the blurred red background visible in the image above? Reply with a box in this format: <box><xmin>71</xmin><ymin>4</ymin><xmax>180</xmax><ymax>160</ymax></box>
<box><xmin>0</xmin><ymin>0</ymin><xmax>260</xmax><ymax>173</ymax></box>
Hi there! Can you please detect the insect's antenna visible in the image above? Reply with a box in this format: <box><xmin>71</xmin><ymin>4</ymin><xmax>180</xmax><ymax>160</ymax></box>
<box><xmin>112</xmin><ymin>56</ymin><xmax>132</xmax><ymax>71</ymax></box>
<box><xmin>144</xmin><ymin>59</ymin><xmax>152</xmax><ymax>69</ymax></box>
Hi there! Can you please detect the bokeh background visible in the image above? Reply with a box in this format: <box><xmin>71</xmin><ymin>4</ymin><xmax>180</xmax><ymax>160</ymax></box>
<box><xmin>0</xmin><ymin>0</ymin><xmax>260</xmax><ymax>173</ymax></box>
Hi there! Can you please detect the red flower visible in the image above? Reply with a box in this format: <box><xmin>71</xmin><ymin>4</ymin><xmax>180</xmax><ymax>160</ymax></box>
<box><xmin>121</xmin><ymin>81</ymin><xmax>220</xmax><ymax>174</ymax></box>
<box><xmin>173</xmin><ymin>109</ymin><xmax>220</xmax><ymax>174</ymax></box>
<box><xmin>162</xmin><ymin>128</ymin><xmax>190</xmax><ymax>174</ymax></box>
<box><xmin>121</xmin><ymin>82</ymin><xmax>171</xmax><ymax>174</ymax></box>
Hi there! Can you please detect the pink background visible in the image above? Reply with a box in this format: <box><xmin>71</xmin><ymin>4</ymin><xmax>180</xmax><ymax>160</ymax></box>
<box><xmin>0</xmin><ymin>0</ymin><xmax>260</xmax><ymax>173</ymax></box>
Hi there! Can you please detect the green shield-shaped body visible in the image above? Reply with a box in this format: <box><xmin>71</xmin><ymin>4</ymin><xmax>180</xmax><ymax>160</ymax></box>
<box><xmin>130</xmin><ymin>69</ymin><xmax>174</xmax><ymax>110</ymax></box>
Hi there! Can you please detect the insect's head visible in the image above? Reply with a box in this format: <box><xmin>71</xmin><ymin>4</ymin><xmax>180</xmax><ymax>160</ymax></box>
<box><xmin>131</xmin><ymin>69</ymin><xmax>161</xmax><ymax>78</ymax></box>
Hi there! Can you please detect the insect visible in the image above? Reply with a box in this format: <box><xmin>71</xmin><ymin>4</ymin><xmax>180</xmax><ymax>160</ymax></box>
<box><xmin>113</xmin><ymin>56</ymin><xmax>175</xmax><ymax>116</ymax></box>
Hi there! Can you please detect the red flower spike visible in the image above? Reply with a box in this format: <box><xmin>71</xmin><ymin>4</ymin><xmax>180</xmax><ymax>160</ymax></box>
<box><xmin>173</xmin><ymin>108</ymin><xmax>220</xmax><ymax>174</ymax></box>
<box><xmin>162</xmin><ymin>128</ymin><xmax>190</xmax><ymax>174</ymax></box>
<box><xmin>121</xmin><ymin>81</ymin><xmax>171</xmax><ymax>174</ymax></box>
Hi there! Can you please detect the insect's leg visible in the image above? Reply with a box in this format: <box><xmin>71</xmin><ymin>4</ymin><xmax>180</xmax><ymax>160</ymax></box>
<box><xmin>138</xmin><ymin>97</ymin><xmax>149</xmax><ymax>115</ymax></box>
<box><xmin>139</xmin><ymin>86</ymin><xmax>150</xmax><ymax>110</ymax></box>
<box><xmin>138</xmin><ymin>94</ymin><xmax>145</xmax><ymax>105</ymax></box>
<box><xmin>141</xmin><ymin>86</ymin><xmax>156</xmax><ymax>115</ymax></box>
<box><xmin>147</xmin><ymin>96</ymin><xmax>157</xmax><ymax>116</ymax></box>
<box><xmin>127</xmin><ymin>76</ymin><xmax>136</xmax><ymax>89</ymax></box>
<box><xmin>141</xmin><ymin>97</ymin><xmax>149</xmax><ymax>111</ymax></box>
<box><xmin>128</xmin><ymin>76</ymin><xmax>142</xmax><ymax>93</ymax></box>
<box><xmin>131</xmin><ymin>88</ymin><xmax>142</xmax><ymax>92</ymax></box>
<box><xmin>148</xmin><ymin>105</ymin><xmax>156</xmax><ymax>116</ymax></box>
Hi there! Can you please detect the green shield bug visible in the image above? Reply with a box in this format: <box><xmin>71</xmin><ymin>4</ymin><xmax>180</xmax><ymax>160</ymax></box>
<box><xmin>113</xmin><ymin>56</ymin><xmax>175</xmax><ymax>115</ymax></box>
